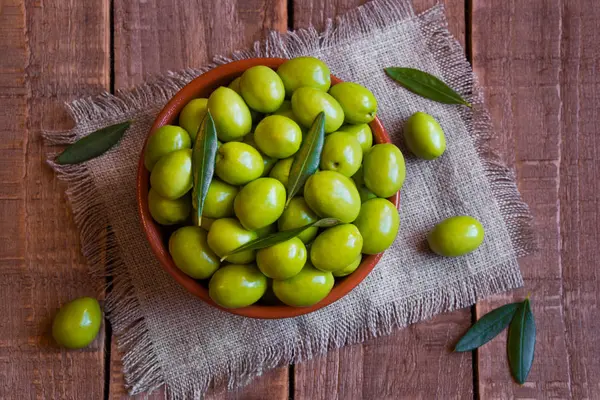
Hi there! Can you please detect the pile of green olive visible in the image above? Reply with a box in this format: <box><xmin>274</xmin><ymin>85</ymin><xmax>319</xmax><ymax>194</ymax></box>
<box><xmin>49</xmin><ymin>58</ymin><xmax>487</xmax><ymax>349</ymax></box>
<box><xmin>144</xmin><ymin>56</ymin><xmax>405</xmax><ymax>309</ymax></box>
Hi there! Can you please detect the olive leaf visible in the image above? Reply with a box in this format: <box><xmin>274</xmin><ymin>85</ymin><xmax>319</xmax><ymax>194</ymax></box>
<box><xmin>192</xmin><ymin>111</ymin><xmax>218</xmax><ymax>225</ymax></box>
<box><xmin>384</xmin><ymin>67</ymin><xmax>471</xmax><ymax>107</ymax></box>
<box><xmin>508</xmin><ymin>298</ymin><xmax>536</xmax><ymax>384</ymax></box>
<box><xmin>220</xmin><ymin>218</ymin><xmax>339</xmax><ymax>262</ymax></box>
<box><xmin>454</xmin><ymin>302</ymin><xmax>520</xmax><ymax>352</ymax></box>
<box><xmin>55</xmin><ymin>121</ymin><xmax>131</xmax><ymax>164</ymax></box>
<box><xmin>285</xmin><ymin>112</ymin><xmax>325</xmax><ymax>207</ymax></box>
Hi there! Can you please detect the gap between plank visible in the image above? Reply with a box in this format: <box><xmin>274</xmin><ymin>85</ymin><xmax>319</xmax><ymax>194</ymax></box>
<box><xmin>464</xmin><ymin>1</ymin><xmax>478</xmax><ymax>398</ymax></box>
<box><xmin>104</xmin><ymin>0</ymin><xmax>116</xmax><ymax>399</ymax></box>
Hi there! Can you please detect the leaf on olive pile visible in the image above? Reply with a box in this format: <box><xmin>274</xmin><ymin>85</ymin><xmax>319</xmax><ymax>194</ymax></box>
<box><xmin>454</xmin><ymin>302</ymin><xmax>520</xmax><ymax>352</ymax></box>
<box><xmin>285</xmin><ymin>111</ymin><xmax>325</xmax><ymax>206</ymax></box>
<box><xmin>192</xmin><ymin>111</ymin><xmax>218</xmax><ymax>225</ymax></box>
<box><xmin>55</xmin><ymin>121</ymin><xmax>131</xmax><ymax>164</ymax></box>
<box><xmin>220</xmin><ymin>218</ymin><xmax>339</xmax><ymax>261</ymax></box>
<box><xmin>508</xmin><ymin>298</ymin><xmax>536</xmax><ymax>384</ymax></box>
<box><xmin>384</xmin><ymin>67</ymin><xmax>471</xmax><ymax>107</ymax></box>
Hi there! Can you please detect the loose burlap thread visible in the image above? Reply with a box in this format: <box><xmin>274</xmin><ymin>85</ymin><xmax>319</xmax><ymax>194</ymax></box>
<box><xmin>45</xmin><ymin>1</ymin><xmax>534</xmax><ymax>398</ymax></box>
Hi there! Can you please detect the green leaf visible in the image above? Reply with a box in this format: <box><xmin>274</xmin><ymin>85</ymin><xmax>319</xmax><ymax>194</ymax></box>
<box><xmin>286</xmin><ymin>112</ymin><xmax>325</xmax><ymax>207</ymax></box>
<box><xmin>55</xmin><ymin>121</ymin><xmax>131</xmax><ymax>164</ymax></box>
<box><xmin>221</xmin><ymin>218</ymin><xmax>339</xmax><ymax>261</ymax></box>
<box><xmin>454</xmin><ymin>302</ymin><xmax>520</xmax><ymax>352</ymax></box>
<box><xmin>384</xmin><ymin>67</ymin><xmax>471</xmax><ymax>107</ymax></box>
<box><xmin>192</xmin><ymin>111</ymin><xmax>218</xmax><ymax>225</ymax></box>
<box><xmin>508</xmin><ymin>298</ymin><xmax>536</xmax><ymax>384</ymax></box>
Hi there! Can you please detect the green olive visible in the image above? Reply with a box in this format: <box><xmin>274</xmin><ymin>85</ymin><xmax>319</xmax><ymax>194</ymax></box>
<box><xmin>214</xmin><ymin>142</ymin><xmax>264</xmax><ymax>185</ymax></box>
<box><xmin>276</xmin><ymin>56</ymin><xmax>331</xmax><ymax>97</ymax></box>
<box><xmin>243</xmin><ymin>133</ymin><xmax>276</xmax><ymax>176</ymax></box>
<box><xmin>228</xmin><ymin>77</ymin><xmax>242</xmax><ymax>93</ymax></box>
<box><xmin>229</xmin><ymin>78</ymin><xmax>262</xmax><ymax>123</ymax></box>
<box><xmin>52</xmin><ymin>297</ymin><xmax>102</xmax><ymax>349</ymax></box>
<box><xmin>207</xmin><ymin>86</ymin><xmax>252</xmax><ymax>142</ymax></box>
<box><xmin>310</xmin><ymin>224</ymin><xmax>363</xmax><ymax>272</ymax></box>
<box><xmin>233</xmin><ymin>177</ymin><xmax>286</xmax><ymax>230</ymax></box>
<box><xmin>199</xmin><ymin>216</ymin><xmax>216</xmax><ymax>231</ymax></box>
<box><xmin>240</xmin><ymin>66</ymin><xmax>285</xmax><ymax>113</ymax></box>
<box><xmin>144</xmin><ymin>125</ymin><xmax>192</xmax><ymax>171</ymax></box>
<box><xmin>337</xmin><ymin>123</ymin><xmax>373</xmax><ymax>153</ymax></box>
<box><xmin>332</xmin><ymin>255</ymin><xmax>362</xmax><ymax>277</ymax></box>
<box><xmin>320</xmin><ymin>131</ymin><xmax>363</xmax><ymax>177</ymax></box>
<box><xmin>269</xmin><ymin>157</ymin><xmax>294</xmax><ymax>187</ymax></box>
<box><xmin>277</xmin><ymin>197</ymin><xmax>319</xmax><ymax>244</ymax></box>
<box><xmin>329</xmin><ymin>82</ymin><xmax>377</xmax><ymax>124</ymax></box>
<box><xmin>207</xmin><ymin>218</ymin><xmax>258</xmax><ymax>264</ymax></box>
<box><xmin>350</xmin><ymin>167</ymin><xmax>377</xmax><ymax>202</ymax></box>
<box><xmin>362</xmin><ymin>144</ymin><xmax>406</xmax><ymax>198</ymax></box>
<box><xmin>178</xmin><ymin>98</ymin><xmax>208</xmax><ymax>142</ymax></box>
<box><xmin>150</xmin><ymin>149</ymin><xmax>192</xmax><ymax>200</ymax></box>
<box><xmin>148</xmin><ymin>188</ymin><xmax>191</xmax><ymax>225</ymax></box>
<box><xmin>209</xmin><ymin>264</ymin><xmax>267</xmax><ymax>308</ymax></box>
<box><xmin>272</xmin><ymin>262</ymin><xmax>334</xmax><ymax>307</ymax></box>
<box><xmin>427</xmin><ymin>216</ymin><xmax>485</xmax><ymax>257</ymax></box>
<box><xmin>303</xmin><ymin>170</ymin><xmax>361</xmax><ymax>223</ymax></box>
<box><xmin>257</xmin><ymin>237</ymin><xmax>307</xmax><ymax>280</ymax></box>
<box><xmin>169</xmin><ymin>226</ymin><xmax>220</xmax><ymax>279</ymax></box>
<box><xmin>404</xmin><ymin>112</ymin><xmax>446</xmax><ymax>160</ymax></box>
<box><xmin>357</xmin><ymin>185</ymin><xmax>377</xmax><ymax>203</ymax></box>
<box><xmin>254</xmin><ymin>115</ymin><xmax>303</xmax><ymax>159</ymax></box>
<box><xmin>352</xmin><ymin>198</ymin><xmax>399</xmax><ymax>254</ymax></box>
<box><xmin>203</xmin><ymin>179</ymin><xmax>238</xmax><ymax>219</ymax></box>
<box><xmin>272</xmin><ymin>100</ymin><xmax>303</xmax><ymax>126</ymax></box>
<box><xmin>255</xmin><ymin>223</ymin><xmax>277</xmax><ymax>237</ymax></box>
<box><xmin>291</xmin><ymin>87</ymin><xmax>344</xmax><ymax>133</ymax></box>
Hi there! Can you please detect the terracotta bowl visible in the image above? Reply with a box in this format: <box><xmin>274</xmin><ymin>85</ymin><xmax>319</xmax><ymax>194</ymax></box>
<box><xmin>137</xmin><ymin>58</ymin><xmax>400</xmax><ymax>319</ymax></box>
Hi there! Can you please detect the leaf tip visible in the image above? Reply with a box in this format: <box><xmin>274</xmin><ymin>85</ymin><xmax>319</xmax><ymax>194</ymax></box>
<box><xmin>220</xmin><ymin>256</ymin><xmax>227</xmax><ymax>262</ymax></box>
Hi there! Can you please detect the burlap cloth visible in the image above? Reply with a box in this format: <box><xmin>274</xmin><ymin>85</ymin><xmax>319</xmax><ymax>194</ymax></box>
<box><xmin>45</xmin><ymin>1</ymin><xmax>534</xmax><ymax>398</ymax></box>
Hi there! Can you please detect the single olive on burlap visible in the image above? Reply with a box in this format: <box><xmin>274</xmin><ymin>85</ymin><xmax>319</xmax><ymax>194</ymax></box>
<box><xmin>45</xmin><ymin>0</ymin><xmax>533</xmax><ymax>398</ymax></box>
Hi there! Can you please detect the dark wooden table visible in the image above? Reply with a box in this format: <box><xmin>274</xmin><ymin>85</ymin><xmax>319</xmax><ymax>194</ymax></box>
<box><xmin>2</xmin><ymin>0</ymin><xmax>598</xmax><ymax>398</ymax></box>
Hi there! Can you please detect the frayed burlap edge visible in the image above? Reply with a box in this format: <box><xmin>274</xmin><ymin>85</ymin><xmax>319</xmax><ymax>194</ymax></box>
<box><xmin>44</xmin><ymin>1</ymin><xmax>534</xmax><ymax>398</ymax></box>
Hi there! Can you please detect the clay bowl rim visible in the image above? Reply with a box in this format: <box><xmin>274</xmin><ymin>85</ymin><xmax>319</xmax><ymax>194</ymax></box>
<box><xmin>136</xmin><ymin>57</ymin><xmax>400</xmax><ymax>319</ymax></box>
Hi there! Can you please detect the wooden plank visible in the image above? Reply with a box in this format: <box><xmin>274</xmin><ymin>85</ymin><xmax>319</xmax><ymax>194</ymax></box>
<box><xmin>471</xmin><ymin>0</ymin><xmax>600</xmax><ymax>397</ymax></box>
<box><xmin>0</xmin><ymin>0</ymin><xmax>110</xmax><ymax>399</ymax></box>
<box><xmin>292</xmin><ymin>1</ymin><xmax>472</xmax><ymax>399</ymax></box>
<box><xmin>293</xmin><ymin>0</ymin><xmax>465</xmax><ymax>47</ymax></box>
<box><xmin>558</xmin><ymin>3</ymin><xmax>600</xmax><ymax>397</ymax></box>
<box><xmin>109</xmin><ymin>1</ymin><xmax>289</xmax><ymax>398</ymax></box>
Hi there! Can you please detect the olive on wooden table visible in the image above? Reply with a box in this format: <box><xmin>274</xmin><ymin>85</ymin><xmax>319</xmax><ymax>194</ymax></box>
<box><xmin>52</xmin><ymin>297</ymin><xmax>102</xmax><ymax>349</ymax></box>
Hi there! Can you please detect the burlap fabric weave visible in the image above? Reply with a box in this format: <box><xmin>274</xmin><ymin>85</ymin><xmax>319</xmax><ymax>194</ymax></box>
<box><xmin>45</xmin><ymin>1</ymin><xmax>534</xmax><ymax>398</ymax></box>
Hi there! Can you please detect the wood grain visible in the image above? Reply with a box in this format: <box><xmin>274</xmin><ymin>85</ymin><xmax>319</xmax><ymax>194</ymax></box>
<box><xmin>472</xmin><ymin>0</ymin><xmax>600</xmax><ymax>397</ymax></box>
<box><xmin>113</xmin><ymin>0</ymin><xmax>287</xmax><ymax>89</ymax></box>
<box><xmin>0</xmin><ymin>0</ymin><xmax>110</xmax><ymax>399</ymax></box>
<box><xmin>293</xmin><ymin>0</ymin><xmax>465</xmax><ymax>47</ymax></box>
<box><xmin>291</xmin><ymin>1</ymin><xmax>472</xmax><ymax>399</ymax></box>
<box><xmin>108</xmin><ymin>1</ymin><xmax>288</xmax><ymax>398</ymax></box>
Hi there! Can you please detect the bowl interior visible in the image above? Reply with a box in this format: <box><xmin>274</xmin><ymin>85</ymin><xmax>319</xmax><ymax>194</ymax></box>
<box><xmin>137</xmin><ymin>58</ymin><xmax>399</xmax><ymax>319</ymax></box>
